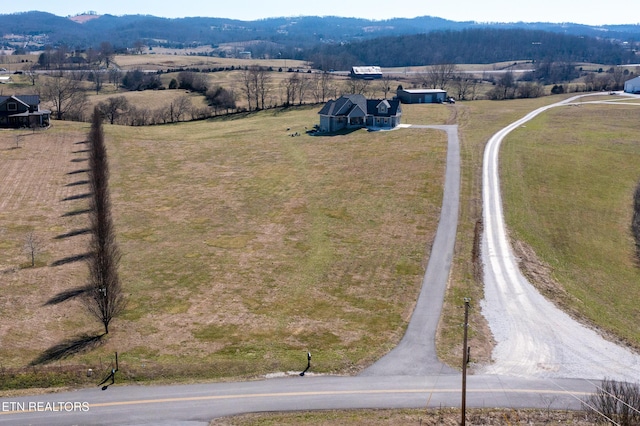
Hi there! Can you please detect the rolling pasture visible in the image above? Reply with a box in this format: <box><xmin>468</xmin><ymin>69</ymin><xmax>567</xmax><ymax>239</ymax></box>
<box><xmin>0</xmin><ymin>105</ymin><xmax>448</xmax><ymax>385</ymax></box>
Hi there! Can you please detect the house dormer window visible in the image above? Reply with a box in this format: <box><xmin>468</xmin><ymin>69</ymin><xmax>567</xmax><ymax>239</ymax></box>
<box><xmin>7</xmin><ymin>102</ymin><xmax>17</xmax><ymax>112</ymax></box>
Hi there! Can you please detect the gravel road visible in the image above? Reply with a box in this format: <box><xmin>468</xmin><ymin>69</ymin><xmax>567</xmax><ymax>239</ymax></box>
<box><xmin>480</xmin><ymin>94</ymin><xmax>640</xmax><ymax>382</ymax></box>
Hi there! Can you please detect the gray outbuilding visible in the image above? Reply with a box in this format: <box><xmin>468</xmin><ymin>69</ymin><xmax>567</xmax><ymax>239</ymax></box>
<box><xmin>396</xmin><ymin>87</ymin><xmax>447</xmax><ymax>104</ymax></box>
<box><xmin>624</xmin><ymin>76</ymin><xmax>640</xmax><ymax>94</ymax></box>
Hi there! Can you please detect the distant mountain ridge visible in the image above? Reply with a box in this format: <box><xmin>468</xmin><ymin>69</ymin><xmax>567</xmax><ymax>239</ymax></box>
<box><xmin>1</xmin><ymin>11</ymin><xmax>639</xmax><ymax>51</ymax></box>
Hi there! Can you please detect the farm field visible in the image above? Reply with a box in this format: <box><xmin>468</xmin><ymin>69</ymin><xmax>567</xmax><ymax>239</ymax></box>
<box><xmin>1</xmin><ymin>89</ymin><xmax>639</xmax><ymax>391</ymax></box>
<box><xmin>112</xmin><ymin>53</ymin><xmax>310</xmax><ymax>72</ymax></box>
<box><xmin>0</xmin><ymin>104</ymin><xmax>449</xmax><ymax>387</ymax></box>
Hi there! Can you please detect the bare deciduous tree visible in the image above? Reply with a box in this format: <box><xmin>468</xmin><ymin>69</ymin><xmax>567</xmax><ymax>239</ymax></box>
<box><xmin>207</xmin><ymin>86</ymin><xmax>236</xmax><ymax>115</ymax></box>
<box><xmin>40</xmin><ymin>72</ymin><xmax>88</xmax><ymax>120</ymax></box>
<box><xmin>108</xmin><ymin>68</ymin><xmax>122</xmax><ymax>88</ymax></box>
<box><xmin>295</xmin><ymin>73</ymin><xmax>311</xmax><ymax>105</ymax></box>
<box><xmin>98</xmin><ymin>96</ymin><xmax>130</xmax><ymax>125</ymax></box>
<box><xmin>452</xmin><ymin>73</ymin><xmax>478</xmax><ymax>101</ymax></box>
<box><xmin>419</xmin><ymin>63</ymin><xmax>457</xmax><ymax>90</ymax></box>
<box><xmin>516</xmin><ymin>82</ymin><xmax>545</xmax><ymax>98</ymax></box>
<box><xmin>85</xmin><ymin>107</ymin><xmax>125</xmax><ymax>335</ymax></box>
<box><xmin>133</xmin><ymin>40</ymin><xmax>145</xmax><ymax>55</ymax></box>
<box><xmin>280</xmin><ymin>73</ymin><xmax>300</xmax><ymax>106</ymax></box>
<box><xmin>170</xmin><ymin>95</ymin><xmax>192</xmax><ymax>122</ymax></box>
<box><xmin>238</xmin><ymin>65</ymin><xmax>271</xmax><ymax>110</ymax></box>
<box><xmin>178</xmin><ymin>71</ymin><xmax>208</xmax><ymax>93</ymax></box>
<box><xmin>23</xmin><ymin>62</ymin><xmax>38</xmax><ymax>86</ymax></box>
<box><xmin>310</xmin><ymin>71</ymin><xmax>334</xmax><ymax>103</ymax></box>
<box><xmin>487</xmin><ymin>71</ymin><xmax>518</xmax><ymax>100</ymax></box>
<box><xmin>91</xmin><ymin>66</ymin><xmax>104</xmax><ymax>94</ymax></box>
<box><xmin>239</xmin><ymin>67</ymin><xmax>255</xmax><ymax>110</ymax></box>
<box><xmin>99</xmin><ymin>41</ymin><xmax>115</xmax><ymax>69</ymax></box>
<box><xmin>378</xmin><ymin>73</ymin><xmax>394</xmax><ymax>99</ymax></box>
<box><xmin>23</xmin><ymin>231</ymin><xmax>43</xmax><ymax>267</ymax></box>
<box><xmin>254</xmin><ymin>67</ymin><xmax>272</xmax><ymax>109</ymax></box>
<box><xmin>344</xmin><ymin>78</ymin><xmax>370</xmax><ymax>96</ymax></box>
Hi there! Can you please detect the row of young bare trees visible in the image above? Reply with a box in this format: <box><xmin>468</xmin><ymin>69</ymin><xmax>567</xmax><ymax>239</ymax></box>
<box><xmin>239</xmin><ymin>66</ymin><xmax>341</xmax><ymax>110</ymax></box>
<box><xmin>95</xmin><ymin>95</ymin><xmax>211</xmax><ymax>126</ymax></box>
<box><xmin>85</xmin><ymin>108</ymin><xmax>125</xmax><ymax>334</ymax></box>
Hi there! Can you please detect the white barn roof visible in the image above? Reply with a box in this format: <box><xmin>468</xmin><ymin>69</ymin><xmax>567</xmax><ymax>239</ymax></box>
<box><xmin>351</xmin><ymin>66</ymin><xmax>382</xmax><ymax>75</ymax></box>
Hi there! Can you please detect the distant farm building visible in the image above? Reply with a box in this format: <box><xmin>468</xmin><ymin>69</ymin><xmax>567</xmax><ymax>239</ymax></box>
<box><xmin>396</xmin><ymin>87</ymin><xmax>447</xmax><ymax>104</ymax></box>
<box><xmin>350</xmin><ymin>66</ymin><xmax>382</xmax><ymax>80</ymax></box>
<box><xmin>624</xmin><ymin>76</ymin><xmax>640</xmax><ymax>94</ymax></box>
<box><xmin>317</xmin><ymin>94</ymin><xmax>402</xmax><ymax>132</ymax></box>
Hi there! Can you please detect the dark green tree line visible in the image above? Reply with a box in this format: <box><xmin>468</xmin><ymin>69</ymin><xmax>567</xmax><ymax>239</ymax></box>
<box><xmin>309</xmin><ymin>29</ymin><xmax>636</xmax><ymax>70</ymax></box>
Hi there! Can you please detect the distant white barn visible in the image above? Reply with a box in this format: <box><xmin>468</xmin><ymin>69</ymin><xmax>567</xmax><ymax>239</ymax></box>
<box><xmin>624</xmin><ymin>76</ymin><xmax>640</xmax><ymax>94</ymax></box>
<box><xmin>350</xmin><ymin>66</ymin><xmax>383</xmax><ymax>80</ymax></box>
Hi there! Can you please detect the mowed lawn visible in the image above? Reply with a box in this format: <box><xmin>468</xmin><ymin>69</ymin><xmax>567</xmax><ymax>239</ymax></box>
<box><xmin>500</xmin><ymin>102</ymin><xmax>640</xmax><ymax>347</ymax></box>
<box><xmin>0</xmin><ymin>105</ymin><xmax>447</xmax><ymax>383</ymax></box>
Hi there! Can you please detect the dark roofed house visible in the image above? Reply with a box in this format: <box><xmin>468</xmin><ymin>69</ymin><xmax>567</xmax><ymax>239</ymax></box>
<box><xmin>0</xmin><ymin>95</ymin><xmax>50</xmax><ymax>128</ymax></box>
<box><xmin>317</xmin><ymin>94</ymin><xmax>401</xmax><ymax>133</ymax></box>
<box><xmin>366</xmin><ymin>99</ymin><xmax>402</xmax><ymax>129</ymax></box>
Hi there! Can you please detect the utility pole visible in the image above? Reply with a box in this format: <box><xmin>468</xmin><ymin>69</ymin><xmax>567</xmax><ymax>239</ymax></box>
<box><xmin>461</xmin><ymin>297</ymin><xmax>470</xmax><ymax>426</ymax></box>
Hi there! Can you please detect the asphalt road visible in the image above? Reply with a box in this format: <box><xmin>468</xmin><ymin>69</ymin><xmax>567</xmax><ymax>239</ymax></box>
<box><xmin>0</xmin><ymin>375</ymin><xmax>597</xmax><ymax>425</ymax></box>
<box><xmin>360</xmin><ymin>125</ymin><xmax>459</xmax><ymax>376</ymax></box>
<box><xmin>1</xmin><ymin>114</ymin><xmax>636</xmax><ymax>424</ymax></box>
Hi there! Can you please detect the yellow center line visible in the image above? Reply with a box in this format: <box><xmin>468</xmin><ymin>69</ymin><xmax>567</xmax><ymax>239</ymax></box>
<box><xmin>1</xmin><ymin>388</ymin><xmax>590</xmax><ymax>415</ymax></box>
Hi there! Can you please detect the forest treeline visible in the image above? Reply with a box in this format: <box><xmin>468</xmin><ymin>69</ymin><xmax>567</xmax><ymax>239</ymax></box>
<box><xmin>308</xmin><ymin>29</ymin><xmax>638</xmax><ymax>70</ymax></box>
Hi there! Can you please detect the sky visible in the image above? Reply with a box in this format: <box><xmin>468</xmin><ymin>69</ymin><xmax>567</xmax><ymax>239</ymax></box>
<box><xmin>2</xmin><ymin>0</ymin><xmax>639</xmax><ymax>26</ymax></box>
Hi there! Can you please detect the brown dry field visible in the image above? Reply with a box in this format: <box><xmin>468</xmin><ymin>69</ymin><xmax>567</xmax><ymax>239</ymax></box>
<box><xmin>113</xmin><ymin>54</ymin><xmax>309</xmax><ymax>72</ymax></box>
<box><xmin>0</xmin><ymin>126</ymin><xmax>92</xmax><ymax>364</ymax></box>
<box><xmin>0</xmin><ymin>104</ymin><xmax>451</xmax><ymax>386</ymax></box>
<box><xmin>87</xmin><ymin>89</ymin><xmax>210</xmax><ymax>113</ymax></box>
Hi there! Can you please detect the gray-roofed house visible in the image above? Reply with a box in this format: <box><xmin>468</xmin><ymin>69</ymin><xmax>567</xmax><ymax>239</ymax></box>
<box><xmin>317</xmin><ymin>94</ymin><xmax>402</xmax><ymax>133</ymax></box>
<box><xmin>0</xmin><ymin>95</ymin><xmax>51</xmax><ymax>128</ymax></box>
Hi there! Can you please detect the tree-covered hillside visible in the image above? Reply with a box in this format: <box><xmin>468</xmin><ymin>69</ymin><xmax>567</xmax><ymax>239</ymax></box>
<box><xmin>2</xmin><ymin>12</ymin><xmax>639</xmax><ymax>51</ymax></box>
<box><xmin>308</xmin><ymin>29</ymin><xmax>637</xmax><ymax>69</ymax></box>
